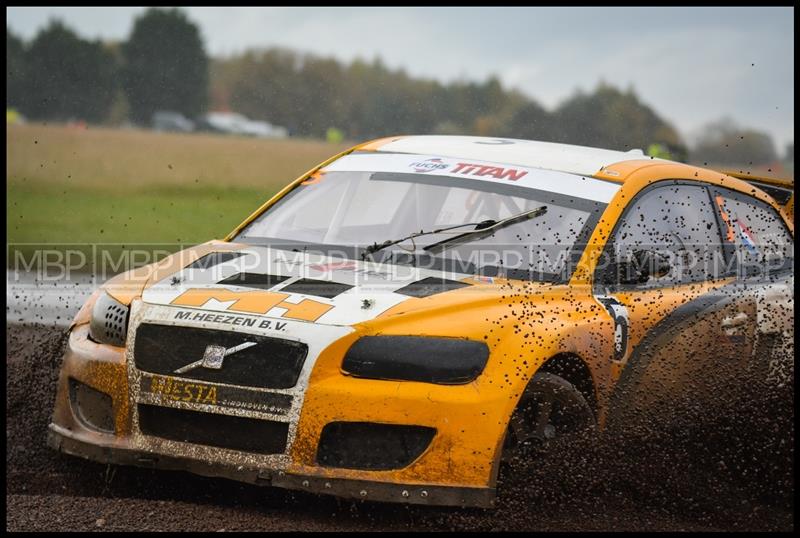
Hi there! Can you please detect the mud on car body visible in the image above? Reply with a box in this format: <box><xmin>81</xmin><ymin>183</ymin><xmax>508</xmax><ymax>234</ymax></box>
<box><xmin>49</xmin><ymin>136</ymin><xmax>795</xmax><ymax>507</ymax></box>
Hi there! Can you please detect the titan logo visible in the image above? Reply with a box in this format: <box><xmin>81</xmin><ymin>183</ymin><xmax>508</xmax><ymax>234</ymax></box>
<box><xmin>171</xmin><ymin>288</ymin><xmax>333</xmax><ymax>321</ymax></box>
<box><xmin>452</xmin><ymin>163</ymin><xmax>528</xmax><ymax>181</ymax></box>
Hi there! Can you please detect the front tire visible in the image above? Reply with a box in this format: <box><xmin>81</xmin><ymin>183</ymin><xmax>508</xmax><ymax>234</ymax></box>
<box><xmin>501</xmin><ymin>372</ymin><xmax>596</xmax><ymax>465</ymax></box>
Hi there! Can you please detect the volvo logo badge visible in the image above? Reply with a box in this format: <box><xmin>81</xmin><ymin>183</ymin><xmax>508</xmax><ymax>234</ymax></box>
<box><xmin>174</xmin><ymin>342</ymin><xmax>257</xmax><ymax>374</ymax></box>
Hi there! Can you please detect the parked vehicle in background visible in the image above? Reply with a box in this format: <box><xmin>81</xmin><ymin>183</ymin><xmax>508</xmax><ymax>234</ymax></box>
<box><xmin>239</xmin><ymin>118</ymin><xmax>288</xmax><ymax>139</ymax></box>
<box><xmin>152</xmin><ymin>111</ymin><xmax>195</xmax><ymax>133</ymax></box>
<box><xmin>197</xmin><ymin>111</ymin><xmax>288</xmax><ymax>138</ymax></box>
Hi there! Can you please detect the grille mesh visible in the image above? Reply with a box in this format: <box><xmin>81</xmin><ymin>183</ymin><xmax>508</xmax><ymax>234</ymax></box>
<box><xmin>134</xmin><ymin>323</ymin><xmax>308</xmax><ymax>389</ymax></box>
<box><xmin>138</xmin><ymin>404</ymin><xmax>289</xmax><ymax>454</ymax></box>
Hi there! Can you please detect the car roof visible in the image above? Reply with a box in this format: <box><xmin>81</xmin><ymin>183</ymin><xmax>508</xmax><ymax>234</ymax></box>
<box><xmin>365</xmin><ymin>135</ymin><xmax>666</xmax><ymax>177</ymax></box>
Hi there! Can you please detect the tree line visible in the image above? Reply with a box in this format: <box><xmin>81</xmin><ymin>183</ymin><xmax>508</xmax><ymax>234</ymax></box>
<box><xmin>7</xmin><ymin>9</ymin><xmax>207</xmax><ymax>126</ymax></box>
<box><xmin>212</xmin><ymin>50</ymin><xmax>690</xmax><ymax>159</ymax></box>
<box><xmin>6</xmin><ymin>8</ymin><xmax>790</xmax><ymax>168</ymax></box>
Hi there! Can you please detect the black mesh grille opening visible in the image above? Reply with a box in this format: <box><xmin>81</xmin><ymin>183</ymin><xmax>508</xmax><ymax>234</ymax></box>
<box><xmin>102</xmin><ymin>302</ymin><xmax>128</xmax><ymax>345</ymax></box>
<box><xmin>217</xmin><ymin>272</ymin><xmax>290</xmax><ymax>290</ymax></box>
<box><xmin>394</xmin><ymin>276</ymin><xmax>470</xmax><ymax>298</ymax></box>
<box><xmin>186</xmin><ymin>251</ymin><xmax>245</xmax><ymax>270</ymax></box>
<box><xmin>317</xmin><ymin>422</ymin><xmax>436</xmax><ymax>470</ymax></box>
<box><xmin>280</xmin><ymin>278</ymin><xmax>353</xmax><ymax>299</ymax></box>
<box><xmin>134</xmin><ymin>323</ymin><xmax>308</xmax><ymax>389</ymax></box>
<box><xmin>138</xmin><ymin>404</ymin><xmax>289</xmax><ymax>455</ymax></box>
<box><xmin>69</xmin><ymin>378</ymin><xmax>114</xmax><ymax>433</ymax></box>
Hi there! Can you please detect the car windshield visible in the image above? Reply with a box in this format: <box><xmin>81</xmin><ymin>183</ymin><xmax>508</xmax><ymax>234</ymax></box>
<box><xmin>236</xmin><ymin>167</ymin><xmax>606</xmax><ymax>282</ymax></box>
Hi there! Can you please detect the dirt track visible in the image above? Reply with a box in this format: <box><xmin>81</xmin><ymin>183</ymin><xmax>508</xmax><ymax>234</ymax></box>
<box><xmin>6</xmin><ymin>323</ymin><xmax>793</xmax><ymax>531</ymax></box>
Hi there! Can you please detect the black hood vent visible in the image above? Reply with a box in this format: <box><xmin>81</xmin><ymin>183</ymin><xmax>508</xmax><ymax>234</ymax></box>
<box><xmin>395</xmin><ymin>276</ymin><xmax>471</xmax><ymax>298</ymax></box>
<box><xmin>186</xmin><ymin>251</ymin><xmax>245</xmax><ymax>270</ymax></box>
<box><xmin>218</xmin><ymin>272</ymin><xmax>290</xmax><ymax>290</ymax></box>
<box><xmin>280</xmin><ymin>278</ymin><xmax>353</xmax><ymax>299</ymax></box>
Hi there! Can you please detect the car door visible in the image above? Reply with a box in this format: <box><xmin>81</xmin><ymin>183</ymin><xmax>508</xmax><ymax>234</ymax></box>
<box><xmin>709</xmin><ymin>185</ymin><xmax>795</xmax><ymax>390</ymax></box>
<box><xmin>594</xmin><ymin>181</ymin><xmax>758</xmax><ymax>430</ymax></box>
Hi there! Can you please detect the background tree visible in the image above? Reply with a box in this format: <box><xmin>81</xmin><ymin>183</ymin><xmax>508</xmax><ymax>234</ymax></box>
<box><xmin>21</xmin><ymin>20</ymin><xmax>117</xmax><ymax>123</ymax></box>
<box><xmin>7</xmin><ymin>28</ymin><xmax>28</xmax><ymax>110</ymax></box>
<box><xmin>505</xmin><ymin>101</ymin><xmax>553</xmax><ymax>141</ymax></box>
<box><xmin>220</xmin><ymin>50</ymin><xmax>540</xmax><ymax>140</ymax></box>
<box><xmin>223</xmin><ymin>48</ymin><xmax>300</xmax><ymax>134</ymax></box>
<box><xmin>11</xmin><ymin>15</ymin><xmax>790</xmax><ymax>170</ymax></box>
<box><xmin>122</xmin><ymin>8</ymin><xmax>208</xmax><ymax>124</ymax></box>
<box><xmin>689</xmin><ymin>117</ymin><xmax>778</xmax><ymax>167</ymax></box>
<box><xmin>550</xmin><ymin>83</ymin><xmax>685</xmax><ymax>157</ymax></box>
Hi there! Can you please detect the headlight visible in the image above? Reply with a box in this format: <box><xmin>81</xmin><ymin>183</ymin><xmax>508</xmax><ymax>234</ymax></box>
<box><xmin>88</xmin><ymin>291</ymin><xmax>130</xmax><ymax>347</ymax></box>
<box><xmin>341</xmin><ymin>336</ymin><xmax>489</xmax><ymax>384</ymax></box>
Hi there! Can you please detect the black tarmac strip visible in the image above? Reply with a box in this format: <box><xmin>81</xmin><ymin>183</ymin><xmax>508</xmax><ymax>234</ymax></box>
<box><xmin>6</xmin><ymin>323</ymin><xmax>793</xmax><ymax>531</ymax></box>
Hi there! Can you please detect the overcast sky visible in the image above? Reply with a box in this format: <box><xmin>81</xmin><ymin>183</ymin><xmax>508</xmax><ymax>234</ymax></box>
<box><xmin>6</xmin><ymin>6</ymin><xmax>794</xmax><ymax>149</ymax></box>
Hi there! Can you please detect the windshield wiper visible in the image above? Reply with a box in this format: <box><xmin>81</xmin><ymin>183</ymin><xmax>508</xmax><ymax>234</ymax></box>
<box><xmin>361</xmin><ymin>220</ymin><xmax>499</xmax><ymax>260</ymax></box>
<box><xmin>423</xmin><ymin>206</ymin><xmax>548</xmax><ymax>255</ymax></box>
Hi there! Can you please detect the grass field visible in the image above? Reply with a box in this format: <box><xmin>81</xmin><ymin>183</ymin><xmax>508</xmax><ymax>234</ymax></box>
<box><xmin>7</xmin><ymin>123</ymin><xmax>352</xmax><ymax>266</ymax></box>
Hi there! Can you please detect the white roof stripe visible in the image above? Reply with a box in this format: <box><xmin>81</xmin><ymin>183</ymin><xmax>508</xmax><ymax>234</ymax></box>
<box><xmin>373</xmin><ymin>135</ymin><xmax>659</xmax><ymax>177</ymax></box>
<box><xmin>322</xmin><ymin>152</ymin><xmax>620</xmax><ymax>203</ymax></box>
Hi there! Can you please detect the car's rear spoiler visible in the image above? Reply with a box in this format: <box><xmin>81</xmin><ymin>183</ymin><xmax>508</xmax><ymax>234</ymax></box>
<box><xmin>721</xmin><ymin>170</ymin><xmax>794</xmax><ymax>222</ymax></box>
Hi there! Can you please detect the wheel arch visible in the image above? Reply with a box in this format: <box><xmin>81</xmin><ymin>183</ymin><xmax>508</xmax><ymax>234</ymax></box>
<box><xmin>535</xmin><ymin>352</ymin><xmax>597</xmax><ymax>415</ymax></box>
<box><xmin>488</xmin><ymin>352</ymin><xmax>598</xmax><ymax>488</ymax></box>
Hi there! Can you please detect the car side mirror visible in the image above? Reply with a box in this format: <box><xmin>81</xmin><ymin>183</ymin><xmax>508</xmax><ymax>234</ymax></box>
<box><xmin>601</xmin><ymin>249</ymin><xmax>673</xmax><ymax>288</ymax></box>
<box><xmin>636</xmin><ymin>249</ymin><xmax>673</xmax><ymax>280</ymax></box>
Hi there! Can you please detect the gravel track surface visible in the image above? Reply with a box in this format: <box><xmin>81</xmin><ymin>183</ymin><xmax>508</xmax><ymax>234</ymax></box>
<box><xmin>6</xmin><ymin>323</ymin><xmax>793</xmax><ymax>531</ymax></box>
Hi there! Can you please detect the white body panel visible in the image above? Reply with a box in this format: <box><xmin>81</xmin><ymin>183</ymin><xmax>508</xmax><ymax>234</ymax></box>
<box><xmin>373</xmin><ymin>135</ymin><xmax>662</xmax><ymax>177</ymax></box>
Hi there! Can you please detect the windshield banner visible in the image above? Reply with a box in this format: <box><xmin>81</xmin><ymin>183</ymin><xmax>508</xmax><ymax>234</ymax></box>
<box><xmin>322</xmin><ymin>153</ymin><xmax>621</xmax><ymax>203</ymax></box>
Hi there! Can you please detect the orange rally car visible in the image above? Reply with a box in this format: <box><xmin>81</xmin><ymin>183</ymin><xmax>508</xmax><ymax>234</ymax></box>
<box><xmin>48</xmin><ymin>136</ymin><xmax>794</xmax><ymax>507</ymax></box>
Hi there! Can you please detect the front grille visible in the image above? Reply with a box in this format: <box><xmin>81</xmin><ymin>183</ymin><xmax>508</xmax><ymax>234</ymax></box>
<box><xmin>138</xmin><ymin>404</ymin><xmax>289</xmax><ymax>454</ymax></box>
<box><xmin>317</xmin><ymin>422</ymin><xmax>436</xmax><ymax>470</ymax></box>
<box><xmin>134</xmin><ymin>323</ymin><xmax>308</xmax><ymax>389</ymax></box>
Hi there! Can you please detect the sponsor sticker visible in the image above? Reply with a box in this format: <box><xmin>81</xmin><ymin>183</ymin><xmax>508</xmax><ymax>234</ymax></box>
<box><xmin>451</xmin><ymin>162</ymin><xmax>528</xmax><ymax>181</ymax></box>
<box><xmin>736</xmin><ymin>219</ymin><xmax>759</xmax><ymax>255</ymax></box>
<box><xmin>141</xmin><ymin>374</ymin><xmax>293</xmax><ymax>415</ymax></box>
<box><xmin>171</xmin><ymin>289</ymin><xmax>333</xmax><ymax>322</ymax></box>
<box><xmin>410</xmin><ymin>157</ymin><xmax>449</xmax><ymax>174</ymax></box>
<box><xmin>172</xmin><ymin>309</ymin><xmax>289</xmax><ymax>331</ymax></box>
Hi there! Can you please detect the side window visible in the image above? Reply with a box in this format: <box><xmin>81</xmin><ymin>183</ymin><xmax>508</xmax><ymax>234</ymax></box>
<box><xmin>711</xmin><ymin>188</ymin><xmax>793</xmax><ymax>278</ymax></box>
<box><xmin>606</xmin><ymin>183</ymin><xmax>725</xmax><ymax>289</ymax></box>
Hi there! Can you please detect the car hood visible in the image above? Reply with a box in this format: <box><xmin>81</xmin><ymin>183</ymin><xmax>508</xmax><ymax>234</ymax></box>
<box><xmin>139</xmin><ymin>243</ymin><xmax>508</xmax><ymax>327</ymax></box>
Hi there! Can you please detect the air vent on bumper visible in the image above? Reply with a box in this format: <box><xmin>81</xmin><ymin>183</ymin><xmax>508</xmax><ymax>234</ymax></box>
<box><xmin>69</xmin><ymin>378</ymin><xmax>114</xmax><ymax>433</ymax></box>
<box><xmin>138</xmin><ymin>404</ymin><xmax>289</xmax><ymax>455</ymax></box>
<box><xmin>317</xmin><ymin>422</ymin><xmax>436</xmax><ymax>470</ymax></box>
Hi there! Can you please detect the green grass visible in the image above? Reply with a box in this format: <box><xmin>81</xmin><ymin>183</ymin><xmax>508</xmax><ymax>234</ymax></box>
<box><xmin>6</xmin><ymin>123</ymin><xmax>354</xmax><ymax>268</ymax></box>
<box><xmin>7</xmin><ymin>181</ymin><xmax>272</xmax><ymax>273</ymax></box>
<box><xmin>8</xmin><ymin>182</ymin><xmax>269</xmax><ymax>245</ymax></box>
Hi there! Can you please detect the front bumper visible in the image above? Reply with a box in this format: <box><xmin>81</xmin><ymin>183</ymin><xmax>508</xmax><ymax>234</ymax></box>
<box><xmin>49</xmin><ymin>318</ymin><xmax>503</xmax><ymax>508</ymax></box>
<box><xmin>47</xmin><ymin>423</ymin><xmax>495</xmax><ymax>507</ymax></box>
